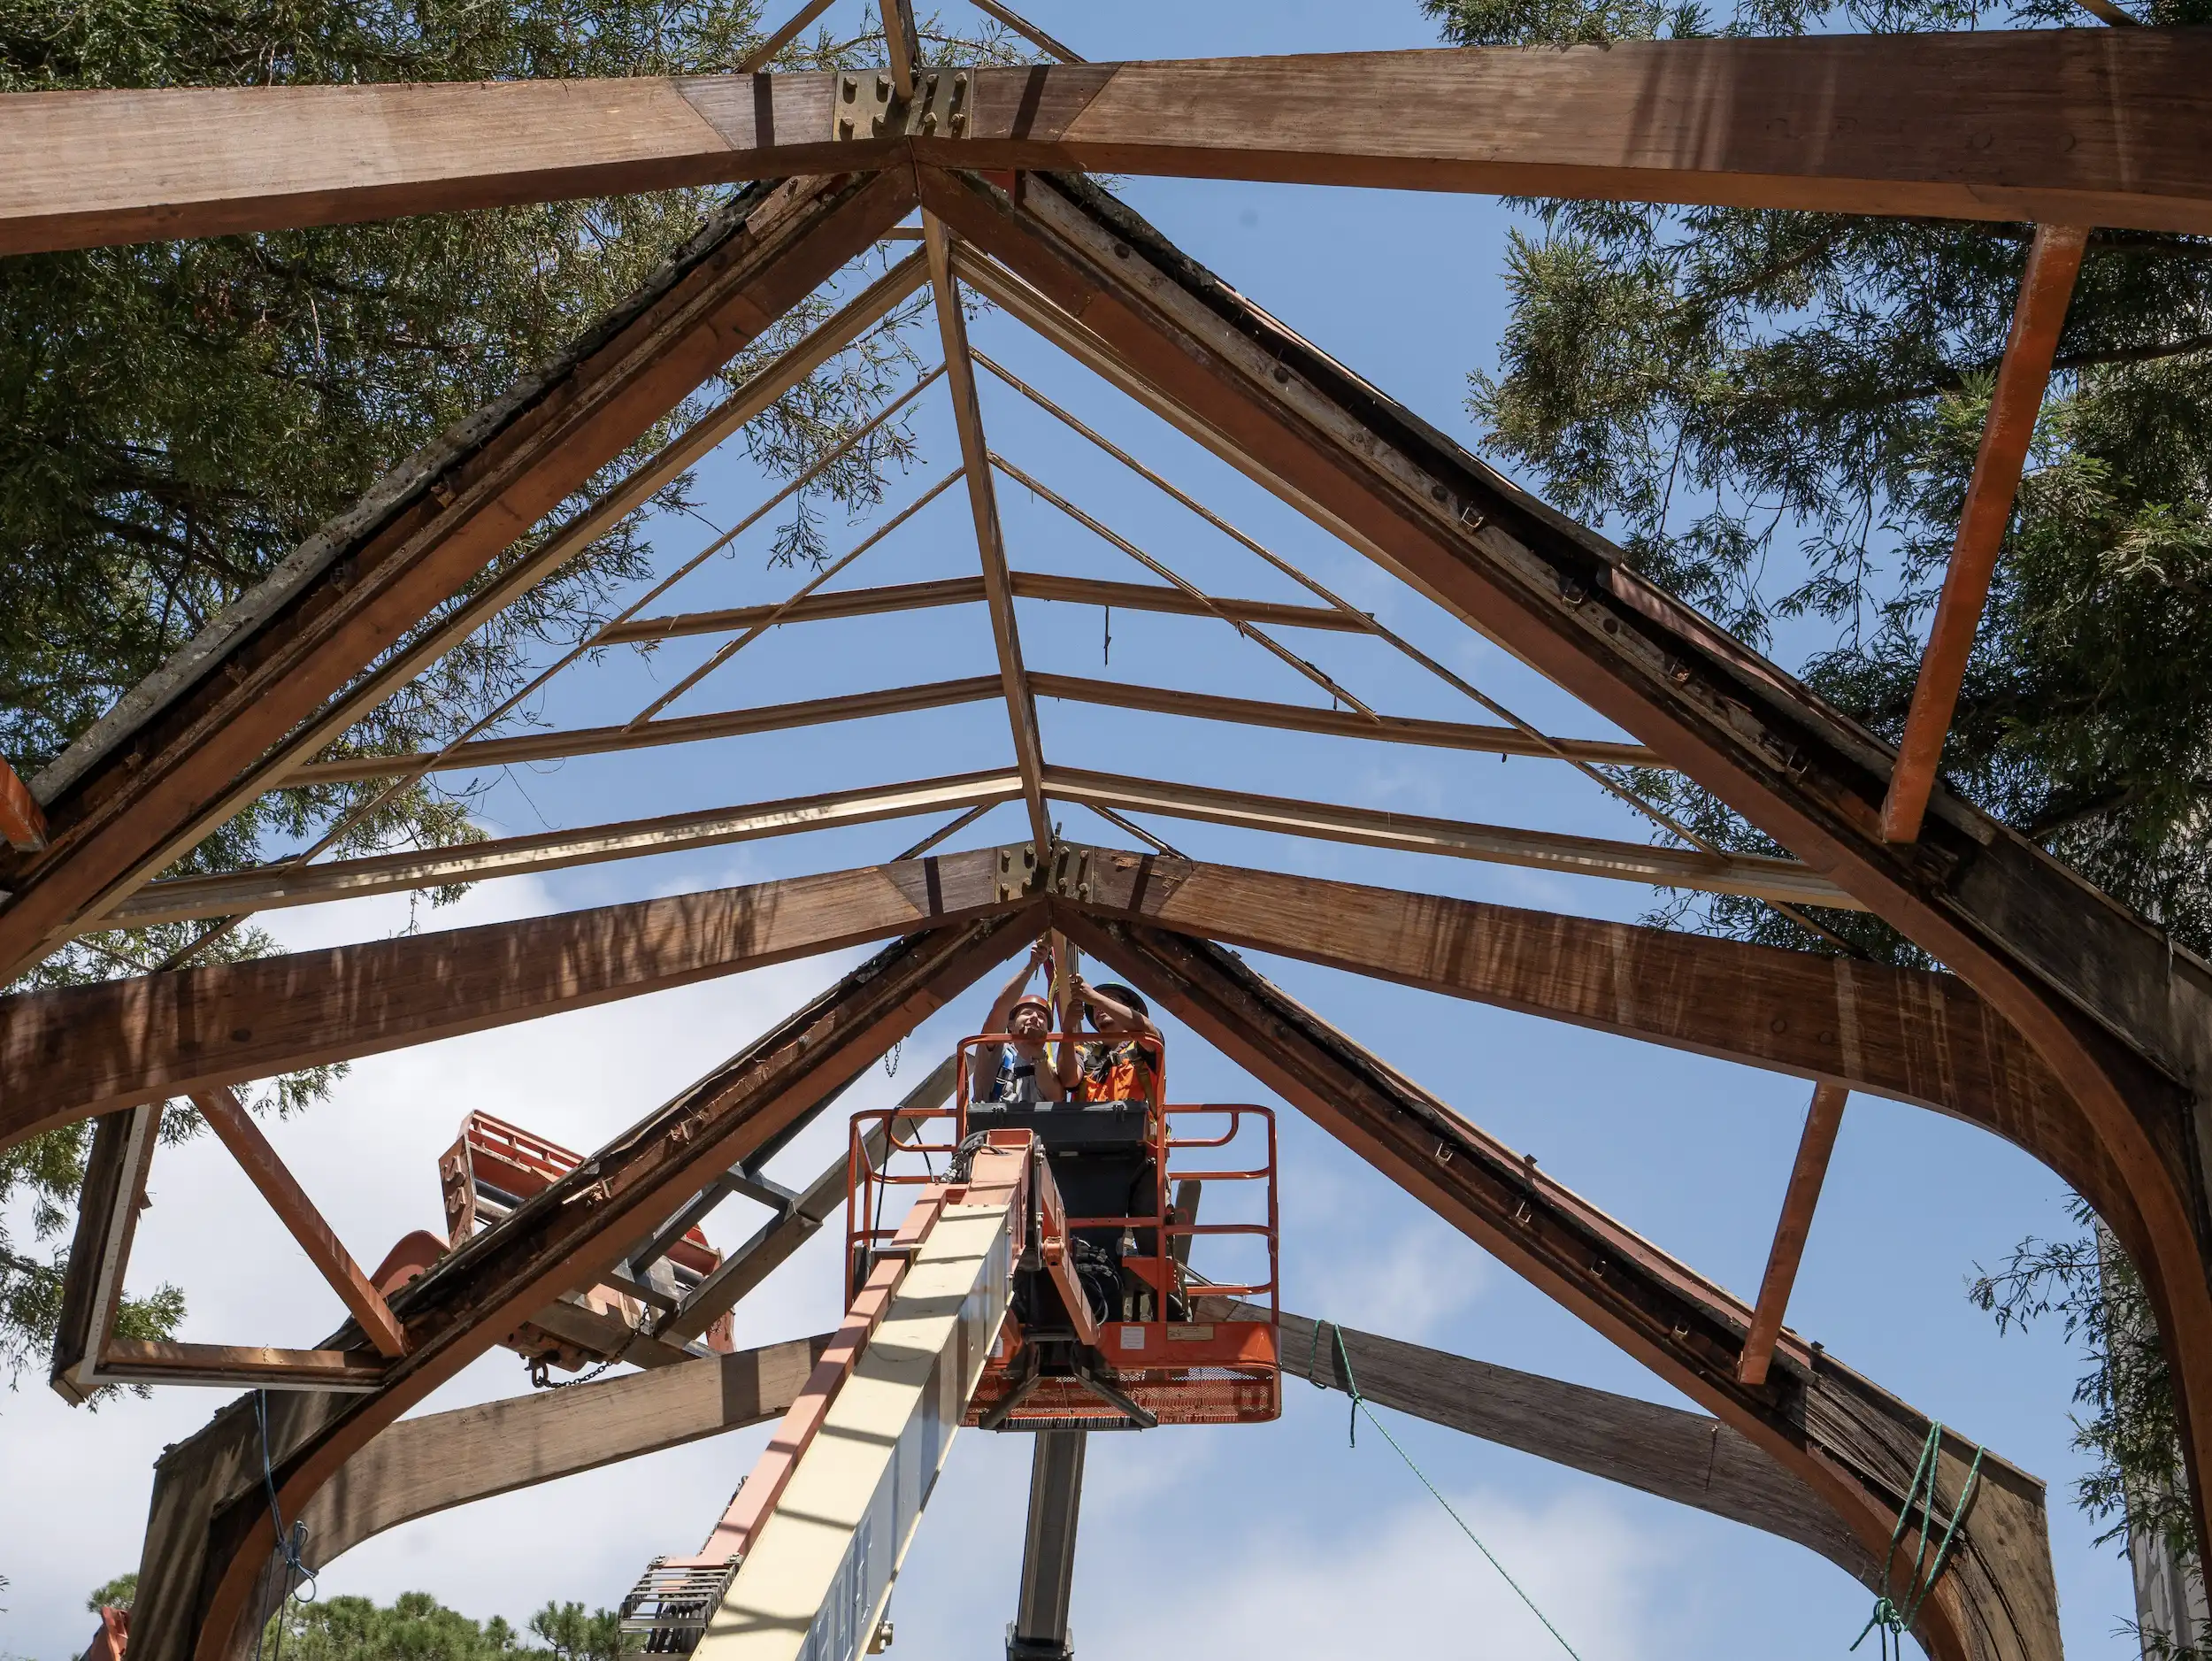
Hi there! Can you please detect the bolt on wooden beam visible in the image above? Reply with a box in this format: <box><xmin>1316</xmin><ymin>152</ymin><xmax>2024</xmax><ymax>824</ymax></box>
<box><xmin>1737</xmin><ymin>1082</ymin><xmax>1848</xmax><ymax>1388</ymax></box>
<box><xmin>1880</xmin><ymin>225</ymin><xmax>2089</xmax><ymax>843</ymax></box>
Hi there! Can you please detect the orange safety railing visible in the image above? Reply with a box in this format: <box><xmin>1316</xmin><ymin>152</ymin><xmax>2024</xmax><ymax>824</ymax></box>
<box><xmin>845</xmin><ymin>1035</ymin><xmax>1280</xmax><ymax>1424</ymax></box>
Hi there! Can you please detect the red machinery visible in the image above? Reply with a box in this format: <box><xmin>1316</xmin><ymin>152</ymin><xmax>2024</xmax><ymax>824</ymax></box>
<box><xmin>848</xmin><ymin>1032</ymin><xmax>1279</xmax><ymax>1430</ymax></box>
<box><xmin>373</xmin><ymin>1110</ymin><xmax>735</xmax><ymax>1378</ymax></box>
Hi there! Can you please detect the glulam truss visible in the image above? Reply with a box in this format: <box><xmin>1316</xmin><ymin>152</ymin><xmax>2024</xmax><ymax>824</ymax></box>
<box><xmin>6</xmin><ymin>11</ymin><xmax>2212</xmax><ymax>1661</ymax></box>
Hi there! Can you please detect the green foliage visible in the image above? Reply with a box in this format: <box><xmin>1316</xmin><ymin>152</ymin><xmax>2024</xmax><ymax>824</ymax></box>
<box><xmin>253</xmin><ymin>1591</ymin><xmax>636</xmax><ymax>1661</ymax></box>
<box><xmin>0</xmin><ymin>1</ymin><xmax>1028</xmax><ymax>1388</ymax></box>
<box><xmin>1423</xmin><ymin>0</ymin><xmax>2212</xmax><ymax>966</ymax></box>
<box><xmin>1971</xmin><ymin>1203</ymin><xmax>2193</xmax><ymax>1570</ymax></box>
<box><xmin>86</xmin><ymin>1573</ymin><xmax>137</xmax><ymax>1612</ymax></box>
<box><xmin>1425</xmin><ymin>0</ymin><xmax>2212</xmax><ymax>1579</ymax></box>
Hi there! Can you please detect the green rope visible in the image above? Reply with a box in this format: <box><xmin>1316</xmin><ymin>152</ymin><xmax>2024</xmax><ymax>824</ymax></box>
<box><xmin>1849</xmin><ymin>1421</ymin><xmax>1987</xmax><ymax>1661</ymax></box>
<box><xmin>1310</xmin><ymin>1321</ymin><xmax>1586</xmax><ymax>1661</ymax></box>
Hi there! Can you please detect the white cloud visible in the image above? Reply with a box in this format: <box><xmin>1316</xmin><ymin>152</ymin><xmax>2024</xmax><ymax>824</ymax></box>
<box><xmin>1070</xmin><ymin>1485</ymin><xmax>1666</xmax><ymax>1661</ymax></box>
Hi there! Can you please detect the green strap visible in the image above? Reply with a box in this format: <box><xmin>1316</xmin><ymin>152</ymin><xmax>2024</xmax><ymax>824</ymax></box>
<box><xmin>1849</xmin><ymin>1422</ymin><xmax>1987</xmax><ymax>1661</ymax></box>
<box><xmin>1310</xmin><ymin>1320</ymin><xmax>1586</xmax><ymax>1661</ymax></box>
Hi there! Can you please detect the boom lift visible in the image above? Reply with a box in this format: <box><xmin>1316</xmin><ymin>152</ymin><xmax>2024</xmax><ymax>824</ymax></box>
<box><xmin>371</xmin><ymin>1111</ymin><xmax>739</xmax><ymax>1379</ymax></box>
<box><xmin>619</xmin><ymin>1025</ymin><xmax>1280</xmax><ymax>1661</ymax></box>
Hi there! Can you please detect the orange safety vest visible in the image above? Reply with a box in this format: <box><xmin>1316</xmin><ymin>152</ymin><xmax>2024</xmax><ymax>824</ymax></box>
<box><xmin>1077</xmin><ymin>1039</ymin><xmax>1156</xmax><ymax>1107</ymax></box>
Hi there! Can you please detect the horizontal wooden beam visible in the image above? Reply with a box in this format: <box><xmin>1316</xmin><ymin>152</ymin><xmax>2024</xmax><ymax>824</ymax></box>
<box><xmin>1042</xmin><ymin>765</ymin><xmax>1858</xmax><ymax>909</ymax></box>
<box><xmin>0</xmin><ymin>171</ymin><xmax>917</xmax><ymax>980</ymax></box>
<box><xmin>11</xmin><ymin>34</ymin><xmax>2212</xmax><ymax>252</ymax></box>
<box><xmin>295</xmin><ymin>1334</ymin><xmax>833</xmax><ymax>1571</ymax></box>
<box><xmin>0</xmin><ymin>846</ymin><xmax>1018</xmax><ymax>1149</ymax></box>
<box><xmin>96</xmin><ymin>1339</ymin><xmax>388</xmax><ymax>1392</ymax></box>
<box><xmin>597</xmin><ymin>569</ymin><xmax>1366</xmax><ymax>645</ymax></box>
<box><xmin>1057</xmin><ymin>849</ymin><xmax>2124</xmax><ymax>1227</ymax></box>
<box><xmin>98</xmin><ymin>770</ymin><xmax>1024</xmax><ymax>930</ymax></box>
<box><xmin>1030</xmin><ymin>672</ymin><xmax>1656</xmax><ymax>765</ymax></box>
<box><xmin>288</xmin><ymin>677</ymin><xmax>1002</xmax><ymax>784</ymax></box>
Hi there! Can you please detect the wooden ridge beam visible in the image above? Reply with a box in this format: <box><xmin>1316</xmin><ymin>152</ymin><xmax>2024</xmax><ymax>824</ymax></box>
<box><xmin>1030</xmin><ymin>672</ymin><xmax>1657</xmax><ymax>765</ymax></box>
<box><xmin>1057</xmin><ymin>850</ymin><xmax>2132</xmax><ymax>1241</ymax></box>
<box><xmin>12</xmin><ymin>34</ymin><xmax>2212</xmax><ymax>252</ymax></box>
<box><xmin>1071</xmin><ymin>918</ymin><xmax>2058</xmax><ymax>1661</ymax></box>
<box><xmin>0</xmin><ymin>169</ymin><xmax>918</xmax><ymax>980</ymax></box>
<box><xmin>127</xmin><ymin>915</ymin><xmax>1032</xmax><ymax>1661</ymax></box>
<box><xmin>926</xmin><ymin>215</ymin><xmax>1053</xmax><ymax>847</ymax></box>
<box><xmin>96</xmin><ymin>770</ymin><xmax>1024</xmax><ymax>931</ymax></box>
<box><xmin>1041</xmin><ymin>765</ymin><xmax>1855</xmax><ymax>908</ymax></box>
<box><xmin>595</xmin><ymin>570</ymin><xmax>1367</xmax><ymax>645</ymax></box>
<box><xmin>0</xmin><ymin>846</ymin><xmax>1018</xmax><ymax>1149</ymax></box>
<box><xmin>293</xmin><ymin>1334</ymin><xmax>833</xmax><ymax>1572</ymax></box>
<box><xmin>933</xmin><ymin>167</ymin><xmax>2212</xmax><ymax>1547</ymax></box>
<box><xmin>1881</xmin><ymin>225</ymin><xmax>2090</xmax><ymax>844</ymax></box>
<box><xmin>287</xmin><ymin>677</ymin><xmax>1003</xmax><ymax>784</ymax></box>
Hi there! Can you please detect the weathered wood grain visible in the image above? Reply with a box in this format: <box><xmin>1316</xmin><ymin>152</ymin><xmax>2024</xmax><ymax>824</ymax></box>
<box><xmin>12</xmin><ymin>34</ymin><xmax>2212</xmax><ymax>250</ymax></box>
<box><xmin>296</xmin><ymin>1334</ymin><xmax>832</xmax><ymax>1567</ymax></box>
<box><xmin>0</xmin><ymin>848</ymin><xmax>1015</xmax><ymax>1148</ymax></box>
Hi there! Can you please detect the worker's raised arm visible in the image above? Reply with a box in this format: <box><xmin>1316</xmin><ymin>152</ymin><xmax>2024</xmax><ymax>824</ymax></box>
<box><xmin>972</xmin><ymin>942</ymin><xmax>1049</xmax><ymax>1097</ymax></box>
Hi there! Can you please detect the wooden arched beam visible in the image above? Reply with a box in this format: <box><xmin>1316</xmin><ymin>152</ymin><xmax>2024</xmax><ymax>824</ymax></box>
<box><xmin>296</xmin><ymin>1334</ymin><xmax>831</xmax><ymax>1571</ymax></box>
<box><xmin>1070</xmin><ymin>915</ymin><xmax>2061</xmax><ymax>1661</ymax></box>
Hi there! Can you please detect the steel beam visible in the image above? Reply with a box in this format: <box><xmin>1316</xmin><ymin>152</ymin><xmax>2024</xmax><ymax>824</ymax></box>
<box><xmin>1066</xmin><ymin>916</ymin><xmax>2059</xmax><ymax>1661</ymax></box>
<box><xmin>12</xmin><ymin>35</ymin><xmax>2212</xmax><ymax>251</ymax></box>
<box><xmin>0</xmin><ymin>168</ymin><xmax>917</xmax><ymax>979</ymax></box>
<box><xmin>124</xmin><ymin>914</ymin><xmax>1033</xmax><ymax>1661</ymax></box>
<box><xmin>932</xmin><ymin>166</ymin><xmax>2212</xmax><ymax>1547</ymax></box>
<box><xmin>1007</xmin><ymin>1431</ymin><xmax>1086</xmax><ymax>1661</ymax></box>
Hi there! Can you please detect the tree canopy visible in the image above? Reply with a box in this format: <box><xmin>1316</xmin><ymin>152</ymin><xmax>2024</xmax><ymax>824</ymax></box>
<box><xmin>1423</xmin><ymin>0</ymin><xmax>2212</xmax><ymax>1597</ymax></box>
<box><xmin>0</xmin><ymin>0</ymin><xmax>1022</xmax><ymax>1389</ymax></box>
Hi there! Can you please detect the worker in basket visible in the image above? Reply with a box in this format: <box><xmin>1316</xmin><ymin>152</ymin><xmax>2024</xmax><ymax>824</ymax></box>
<box><xmin>1067</xmin><ymin>973</ymin><xmax>1159</xmax><ymax>1111</ymax></box>
<box><xmin>969</xmin><ymin>941</ymin><xmax>1071</xmax><ymax>1106</ymax></box>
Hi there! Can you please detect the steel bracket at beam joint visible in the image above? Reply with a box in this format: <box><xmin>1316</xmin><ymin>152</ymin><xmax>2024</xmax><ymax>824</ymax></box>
<box><xmin>831</xmin><ymin>67</ymin><xmax>971</xmax><ymax>141</ymax></box>
<box><xmin>997</xmin><ymin>842</ymin><xmax>1042</xmax><ymax>902</ymax></box>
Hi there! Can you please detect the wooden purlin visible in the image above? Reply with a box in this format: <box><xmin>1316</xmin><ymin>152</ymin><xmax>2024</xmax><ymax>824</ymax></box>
<box><xmin>124</xmin><ymin>915</ymin><xmax>1033</xmax><ymax>1661</ymax></box>
<box><xmin>12</xmin><ymin>34</ymin><xmax>2212</xmax><ymax>252</ymax></box>
<box><xmin>0</xmin><ymin>167</ymin><xmax>918</xmax><ymax>981</ymax></box>
<box><xmin>1069</xmin><ymin>917</ymin><xmax>2061</xmax><ymax>1661</ymax></box>
<box><xmin>97</xmin><ymin>771</ymin><xmax>1025</xmax><ymax>931</ymax></box>
<box><xmin>928</xmin><ymin>165</ymin><xmax>2212</xmax><ymax>1549</ymax></box>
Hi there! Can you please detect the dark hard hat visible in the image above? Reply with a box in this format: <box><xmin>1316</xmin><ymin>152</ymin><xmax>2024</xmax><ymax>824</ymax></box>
<box><xmin>1085</xmin><ymin>981</ymin><xmax>1148</xmax><ymax>1018</ymax></box>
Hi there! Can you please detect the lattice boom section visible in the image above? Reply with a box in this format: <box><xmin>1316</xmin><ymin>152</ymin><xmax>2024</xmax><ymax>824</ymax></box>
<box><xmin>964</xmin><ymin>1365</ymin><xmax>1279</xmax><ymax>1428</ymax></box>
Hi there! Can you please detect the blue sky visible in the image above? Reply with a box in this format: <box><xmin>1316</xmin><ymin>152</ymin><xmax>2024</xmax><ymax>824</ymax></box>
<box><xmin>0</xmin><ymin>4</ymin><xmax>2135</xmax><ymax>1658</ymax></box>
